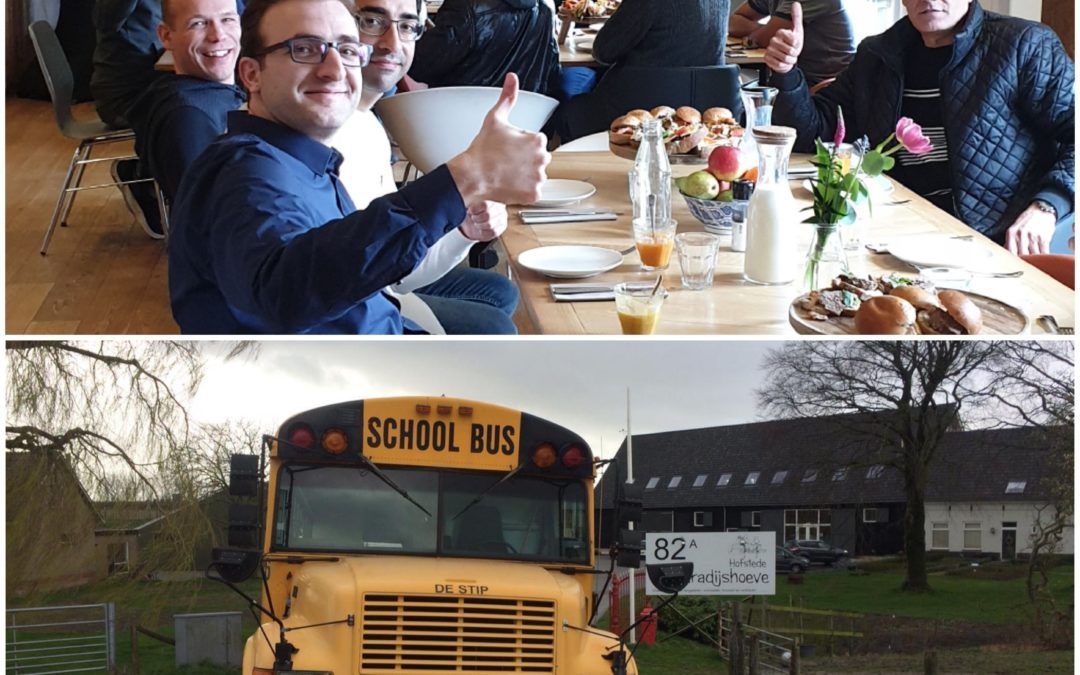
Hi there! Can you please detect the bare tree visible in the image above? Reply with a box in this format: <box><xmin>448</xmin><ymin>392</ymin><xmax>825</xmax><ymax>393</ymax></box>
<box><xmin>755</xmin><ymin>341</ymin><xmax>1065</xmax><ymax>592</ymax></box>
<box><xmin>988</xmin><ymin>342</ymin><xmax>1074</xmax><ymax>646</ymax></box>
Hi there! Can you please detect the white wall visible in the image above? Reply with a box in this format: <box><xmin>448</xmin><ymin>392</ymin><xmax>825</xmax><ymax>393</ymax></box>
<box><xmin>980</xmin><ymin>0</ymin><xmax>1043</xmax><ymax>21</ymax></box>
<box><xmin>924</xmin><ymin>502</ymin><xmax>1074</xmax><ymax>557</ymax></box>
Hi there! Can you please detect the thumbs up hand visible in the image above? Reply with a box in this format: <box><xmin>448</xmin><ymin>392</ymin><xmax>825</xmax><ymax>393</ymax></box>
<box><xmin>765</xmin><ymin>1</ymin><xmax>804</xmax><ymax>75</ymax></box>
<box><xmin>447</xmin><ymin>73</ymin><xmax>550</xmax><ymax>207</ymax></box>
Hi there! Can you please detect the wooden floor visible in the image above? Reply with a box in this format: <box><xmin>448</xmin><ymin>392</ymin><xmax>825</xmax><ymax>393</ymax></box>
<box><xmin>5</xmin><ymin>96</ymin><xmax>533</xmax><ymax>335</ymax></box>
<box><xmin>6</xmin><ymin>97</ymin><xmax>177</xmax><ymax>334</ymax></box>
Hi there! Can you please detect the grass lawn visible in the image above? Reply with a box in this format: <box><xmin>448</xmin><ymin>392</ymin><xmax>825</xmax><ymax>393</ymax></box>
<box><xmin>763</xmin><ymin>564</ymin><xmax>1073</xmax><ymax>624</ymax></box>
<box><xmin>631</xmin><ymin>635</ymin><xmax>1073</xmax><ymax>674</ymax></box>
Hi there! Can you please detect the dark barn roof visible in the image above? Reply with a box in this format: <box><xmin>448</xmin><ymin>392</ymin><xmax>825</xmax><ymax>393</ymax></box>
<box><xmin>596</xmin><ymin>415</ymin><xmax>1065</xmax><ymax>510</ymax></box>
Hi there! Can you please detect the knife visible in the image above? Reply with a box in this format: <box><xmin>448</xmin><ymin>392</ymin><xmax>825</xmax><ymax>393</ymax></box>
<box><xmin>520</xmin><ymin>209</ymin><xmax>620</xmax><ymax>216</ymax></box>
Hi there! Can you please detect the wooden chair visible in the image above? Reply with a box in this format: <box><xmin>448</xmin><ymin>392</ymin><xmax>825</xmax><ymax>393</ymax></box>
<box><xmin>28</xmin><ymin>20</ymin><xmax>168</xmax><ymax>254</ymax></box>
<box><xmin>1020</xmin><ymin>254</ymin><xmax>1074</xmax><ymax>289</ymax></box>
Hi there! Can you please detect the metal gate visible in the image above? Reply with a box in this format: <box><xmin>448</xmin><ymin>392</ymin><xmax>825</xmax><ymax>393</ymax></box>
<box><xmin>7</xmin><ymin>603</ymin><xmax>116</xmax><ymax>674</ymax></box>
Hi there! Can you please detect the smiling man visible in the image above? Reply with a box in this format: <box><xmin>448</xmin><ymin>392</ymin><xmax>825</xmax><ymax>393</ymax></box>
<box><xmin>769</xmin><ymin>0</ymin><xmax>1074</xmax><ymax>255</ymax></box>
<box><xmin>167</xmin><ymin>0</ymin><xmax>548</xmax><ymax>334</ymax></box>
<box><xmin>328</xmin><ymin>0</ymin><xmax>520</xmax><ymax>335</ymax></box>
<box><xmin>127</xmin><ymin>0</ymin><xmax>247</xmax><ymax>203</ymax></box>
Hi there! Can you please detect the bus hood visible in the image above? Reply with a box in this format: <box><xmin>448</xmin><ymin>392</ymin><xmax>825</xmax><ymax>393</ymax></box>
<box><xmin>264</xmin><ymin>556</ymin><xmax>620</xmax><ymax>672</ymax></box>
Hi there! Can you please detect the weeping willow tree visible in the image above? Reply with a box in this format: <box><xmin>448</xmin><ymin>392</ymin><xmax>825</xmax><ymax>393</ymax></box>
<box><xmin>5</xmin><ymin>341</ymin><xmax>258</xmax><ymax>608</ymax></box>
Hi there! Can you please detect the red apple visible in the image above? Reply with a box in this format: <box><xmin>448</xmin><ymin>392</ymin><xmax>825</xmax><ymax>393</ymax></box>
<box><xmin>708</xmin><ymin>145</ymin><xmax>743</xmax><ymax>182</ymax></box>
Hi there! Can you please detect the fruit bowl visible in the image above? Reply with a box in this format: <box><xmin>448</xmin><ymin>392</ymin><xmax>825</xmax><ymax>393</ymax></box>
<box><xmin>681</xmin><ymin>192</ymin><xmax>735</xmax><ymax>234</ymax></box>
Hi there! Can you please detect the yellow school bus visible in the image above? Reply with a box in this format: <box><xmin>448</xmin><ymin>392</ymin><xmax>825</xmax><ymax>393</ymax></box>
<box><xmin>228</xmin><ymin>396</ymin><xmax>636</xmax><ymax>675</ymax></box>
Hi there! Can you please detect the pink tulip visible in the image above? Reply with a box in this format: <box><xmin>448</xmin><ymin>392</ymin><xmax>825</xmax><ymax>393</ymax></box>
<box><xmin>833</xmin><ymin>107</ymin><xmax>846</xmax><ymax>148</ymax></box>
<box><xmin>895</xmin><ymin>117</ymin><xmax>933</xmax><ymax>155</ymax></box>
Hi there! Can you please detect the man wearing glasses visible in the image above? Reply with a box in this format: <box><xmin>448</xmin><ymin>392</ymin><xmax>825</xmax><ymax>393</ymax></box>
<box><xmin>167</xmin><ymin>0</ymin><xmax>549</xmax><ymax>334</ymax></box>
<box><xmin>329</xmin><ymin>0</ymin><xmax>520</xmax><ymax>334</ymax></box>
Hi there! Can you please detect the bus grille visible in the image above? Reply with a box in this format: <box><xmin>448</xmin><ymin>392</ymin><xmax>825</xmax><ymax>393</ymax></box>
<box><xmin>360</xmin><ymin>594</ymin><xmax>556</xmax><ymax>673</ymax></box>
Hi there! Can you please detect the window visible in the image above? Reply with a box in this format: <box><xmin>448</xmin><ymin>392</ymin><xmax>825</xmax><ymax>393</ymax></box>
<box><xmin>667</xmin><ymin>476</ymin><xmax>682</xmax><ymax>489</ymax></box>
<box><xmin>832</xmin><ymin>468</ymin><xmax>847</xmax><ymax>481</ymax></box>
<box><xmin>751</xmin><ymin>511</ymin><xmax>761</xmax><ymax>527</ymax></box>
<box><xmin>717</xmin><ymin>473</ymin><xmax>733</xmax><ymax>487</ymax></box>
<box><xmin>745</xmin><ymin>471</ymin><xmax>760</xmax><ymax>486</ymax></box>
<box><xmin>1005</xmin><ymin>481</ymin><xmax>1026</xmax><ymax>494</ymax></box>
<box><xmin>772</xmin><ymin>470</ymin><xmax>788</xmax><ymax>484</ymax></box>
<box><xmin>693</xmin><ymin>474</ymin><xmax>708</xmax><ymax>488</ymax></box>
<box><xmin>645</xmin><ymin>477</ymin><xmax>659</xmax><ymax>490</ymax></box>
<box><xmin>963</xmin><ymin>522</ymin><xmax>982</xmax><ymax>550</ymax></box>
<box><xmin>802</xmin><ymin>469</ymin><xmax>818</xmax><ymax>483</ymax></box>
<box><xmin>931</xmin><ymin>522</ymin><xmax>949</xmax><ymax>549</ymax></box>
<box><xmin>783</xmin><ymin>509</ymin><xmax>832</xmax><ymax>542</ymax></box>
<box><xmin>863</xmin><ymin>508</ymin><xmax>879</xmax><ymax>523</ymax></box>
<box><xmin>866</xmin><ymin>465</ymin><xmax>885</xmax><ymax>479</ymax></box>
<box><xmin>694</xmin><ymin>511</ymin><xmax>713</xmax><ymax>527</ymax></box>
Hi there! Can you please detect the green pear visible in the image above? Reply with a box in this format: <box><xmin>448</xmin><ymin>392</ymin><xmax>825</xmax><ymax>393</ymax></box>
<box><xmin>717</xmin><ymin>190</ymin><xmax>734</xmax><ymax>202</ymax></box>
<box><xmin>680</xmin><ymin>170</ymin><xmax>721</xmax><ymax>199</ymax></box>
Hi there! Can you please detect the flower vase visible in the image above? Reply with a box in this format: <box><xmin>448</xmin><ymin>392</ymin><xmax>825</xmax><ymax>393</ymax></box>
<box><xmin>803</xmin><ymin>223</ymin><xmax>850</xmax><ymax>291</ymax></box>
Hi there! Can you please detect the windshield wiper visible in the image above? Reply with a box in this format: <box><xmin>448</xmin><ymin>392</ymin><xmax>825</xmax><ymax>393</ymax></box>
<box><xmin>451</xmin><ymin>463</ymin><xmax>526</xmax><ymax>520</ymax></box>
<box><xmin>267</xmin><ymin>434</ymin><xmax>432</xmax><ymax>518</ymax></box>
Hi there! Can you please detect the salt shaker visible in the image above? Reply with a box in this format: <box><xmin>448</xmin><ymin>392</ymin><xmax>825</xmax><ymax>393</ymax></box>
<box><xmin>730</xmin><ymin>179</ymin><xmax>755</xmax><ymax>252</ymax></box>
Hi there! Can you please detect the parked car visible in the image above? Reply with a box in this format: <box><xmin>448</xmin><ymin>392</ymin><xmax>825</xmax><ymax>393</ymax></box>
<box><xmin>776</xmin><ymin>546</ymin><xmax>811</xmax><ymax>574</ymax></box>
<box><xmin>784</xmin><ymin>539</ymin><xmax>849</xmax><ymax>566</ymax></box>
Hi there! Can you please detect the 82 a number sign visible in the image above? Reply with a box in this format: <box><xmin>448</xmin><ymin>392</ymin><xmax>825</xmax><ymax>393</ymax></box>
<box><xmin>651</xmin><ymin>536</ymin><xmax>689</xmax><ymax>561</ymax></box>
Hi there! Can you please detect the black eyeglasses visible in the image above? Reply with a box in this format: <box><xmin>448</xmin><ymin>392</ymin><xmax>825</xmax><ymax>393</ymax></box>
<box><xmin>356</xmin><ymin>10</ymin><xmax>425</xmax><ymax>41</ymax></box>
<box><xmin>257</xmin><ymin>37</ymin><xmax>373</xmax><ymax>67</ymax></box>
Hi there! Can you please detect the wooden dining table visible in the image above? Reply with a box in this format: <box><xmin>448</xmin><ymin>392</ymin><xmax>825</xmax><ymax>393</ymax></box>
<box><xmin>501</xmin><ymin>148</ymin><xmax>1074</xmax><ymax>335</ymax></box>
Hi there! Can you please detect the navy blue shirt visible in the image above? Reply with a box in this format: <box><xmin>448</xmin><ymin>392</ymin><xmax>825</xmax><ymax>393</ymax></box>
<box><xmin>128</xmin><ymin>75</ymin><xmax>245</xmax><ymax>203</ymax></box>
<box><xmin>169</xmin><ymin>111</ymin><xmax>467</xmax><ymax>334</ymax></box>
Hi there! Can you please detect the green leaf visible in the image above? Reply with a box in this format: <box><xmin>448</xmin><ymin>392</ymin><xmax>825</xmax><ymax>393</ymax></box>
<box><xmin>880</xmin><ymin>155</ymin><xmax>895</xmax><ymax>172</ymax></box>
<box><xmin>861</xmin><ymin>150</ymin><xmax>887</xmax><ymax>176</ymax></box>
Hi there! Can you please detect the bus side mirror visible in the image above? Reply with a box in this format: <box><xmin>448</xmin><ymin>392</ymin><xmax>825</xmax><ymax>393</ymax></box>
<box><xmin>614</xmin><ymin>529</ymin><xmax>644</xmax><ymax>568</ymax></box>
<box><xmin>210</xmin><ymin>547</ymin><xmax>262</xmax><ymax>583</ymax></box>
<box><xmin>646</xmin><ymin>562</ymin><xmax>694</xmax><ymax>594</ymax></box>
<box><xmin>613</xmin><ymin>482</ymin><xmax>643</xmax><ymax>567</ymax></box>
<box><xmin>229</xmin><ymin>454</ymin><xmax>260</xmax><ymax>497</ymax></box>
<box><xmin>228</xmin><ymin>503</ymin><xmax>260</xmax><ymax>548</ymax></box>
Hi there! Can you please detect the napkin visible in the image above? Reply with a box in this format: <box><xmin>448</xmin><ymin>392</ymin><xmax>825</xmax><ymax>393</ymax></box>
<box><xmin>521</xmin><ymin>211</ymin><xmax>618</xmax><ymax>224</ymax></box>
<box><xmin>550</xmin><ymin>282</ymin><xmax>615</xmax><ymax>302</ymax></box>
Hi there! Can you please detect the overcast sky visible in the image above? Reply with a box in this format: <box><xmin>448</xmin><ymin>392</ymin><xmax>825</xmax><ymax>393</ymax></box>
<box><xmin>190</xmin><ymin>341</ymin><xmax>784</xmax><ymax>459</ymax></box>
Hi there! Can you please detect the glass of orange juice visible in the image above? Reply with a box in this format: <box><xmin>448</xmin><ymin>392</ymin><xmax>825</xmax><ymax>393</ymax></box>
<box><xmin>632</xmin><ymin>217</ymin><xmax>677</xmax><ymax>271</ymax></box>
<box><xmin>823</xmin><ymin>142</ymin><xmax>856</xmax><ymax>175</ymax></box>
<box><xmin>613</xmin><ymin>282</ymin><xmax>666</xmax><ymax>335</ymax></box>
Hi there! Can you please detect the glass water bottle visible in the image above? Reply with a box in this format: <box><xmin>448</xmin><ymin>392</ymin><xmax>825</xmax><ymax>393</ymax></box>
<box><xmin>743</xmin><ymin>125</ymin><xmax>798</xmax><ymax>285</ymax></box>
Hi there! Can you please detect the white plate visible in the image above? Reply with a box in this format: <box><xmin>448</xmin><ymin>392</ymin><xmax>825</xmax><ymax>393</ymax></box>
<box><xmin>800</xmin><ymin>175</ymin><xmax>893</xmax><ymax>195</ymax></box>
<box><xmin>531</xmin><ymin>179</ymin><xmax>596</xmax><ymax>207</ymax></box>
<box><xmin>886</xmin><ymin>234</ymin><xmax>995</xmax><ymax>270</ymax></box>
<box><xmin>517</xmin><ymin>245</ymin><xmax>623</xmax><ymax>278</ymax></box>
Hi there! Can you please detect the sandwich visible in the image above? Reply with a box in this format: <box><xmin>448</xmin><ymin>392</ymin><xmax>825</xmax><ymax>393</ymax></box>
<box><xmin>674</xmin><ymin>106</ymin><xmax>701</xmax><ymax>126</ymax></box>
<box><xmin>703</xmin><ymin>107</ymin><xmax>736</xmax><ymax>126</ymax></box>
<box><xmin>854</xmin><ymin>296</ymin><xmax>918</xmax><ymax>335</ymax></box>
<box><xmin>626</xmin><ymin>109</ymin><xmax>653</xmax><ymax>123</ymax></box>
<box><xmin>650</xmin><ymin>106</ymin><xmax>676</xmax><ymax>122</ymax></box>
<box><xmin>609</xmin><ymin>114</ymin><xmax>641</xmax><ymax>146</ymax></box>
<box><xmin>914</xmin><ymin>290</ymin><xmax>983</xmax><ymax>334</ymax></box>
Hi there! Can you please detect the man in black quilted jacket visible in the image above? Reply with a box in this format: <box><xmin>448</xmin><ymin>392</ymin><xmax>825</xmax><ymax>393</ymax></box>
<box><xmin>409</xmin><ymin>0</ymin><xmax>561</xmax><ymax>99</ymax></box>
<box><xmin>767</xmin><ymin>0</ymin><xmax>1074</xmax><ymax>255</ymax></box>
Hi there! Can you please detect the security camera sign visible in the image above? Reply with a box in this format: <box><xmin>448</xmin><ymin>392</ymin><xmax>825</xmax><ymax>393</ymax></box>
<box><xmin>645</xmin><ymin>532</ymin><xmax>775</xmax><ymax>596</ymax></box>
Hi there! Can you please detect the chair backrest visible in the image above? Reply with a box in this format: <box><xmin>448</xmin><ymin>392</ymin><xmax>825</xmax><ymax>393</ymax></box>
<box><xmin>28</xmin><ymin>20</ymin><xmax>75</xmax><ymax>134</ymax></box>
<box><xmin>1020</xmin><ymin>253</ymin><xmax>1075</xmax><ymax>290</ymax></box>
<box><xmin>560</xmin><ymin>64</ymin><xmax>745</xmax><ymax>141</ymax></box>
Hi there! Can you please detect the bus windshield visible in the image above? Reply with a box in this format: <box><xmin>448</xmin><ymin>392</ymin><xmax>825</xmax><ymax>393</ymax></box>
<box><xmin>272</xmin><ymin>465</ymin><xmax>590</xmax><ymax>564</ymax></box>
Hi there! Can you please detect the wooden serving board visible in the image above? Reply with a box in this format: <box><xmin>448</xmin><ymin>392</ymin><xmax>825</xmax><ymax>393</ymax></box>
<box><xmin>609</xmin><ymin>142</ymin><xmax>707</xmax><ymax>165</ymax></box>
<box><xmin>788</xmin><ymin>290</ymin><xmax>1031</xmax><ymax>335</ymax></box>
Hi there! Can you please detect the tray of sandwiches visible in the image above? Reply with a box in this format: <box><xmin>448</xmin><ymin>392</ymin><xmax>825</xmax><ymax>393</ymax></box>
<box><xmin>608</xmin><ymin>105</ymin><xmax>744</xmax><ymax>164</ymax></box>
<box><xmin>789</xmin><ymin>274</ymin><xmax>1030</xmax><ymax>335</ymax></box>
<box><xmin>559</xmin><ymin>0</ymin><xmax>620</xmax><ymax>21</ymax></box>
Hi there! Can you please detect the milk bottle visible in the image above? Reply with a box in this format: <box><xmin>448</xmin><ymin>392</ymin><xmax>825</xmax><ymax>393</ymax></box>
<box><xmin>743</xmin><ymin>126</ymin><xmax>798</xmax><ymax>285</ymax></box>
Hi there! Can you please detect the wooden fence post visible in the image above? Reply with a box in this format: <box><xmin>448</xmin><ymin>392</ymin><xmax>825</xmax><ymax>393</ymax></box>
<box><xmin>789</xmin><ymin>637</ymin><xmax>800</xmax><ymax>675</ymax></box>
<box><xmin>717</xmin><ymin>604</ymin><xmax>724</xmax><ymax>657</ymax></box>
<box><xmin>130</xmin><ymin>623</ymin><xmax>139</xmax><ymax>674</ymax></box>
<box><xmin>748</xmin><ymin>633</ymin><xmax>760</xmax><ymax>675</ymax></box>
<box><xmin>924</xmin><ymin>650</ymin><xmax>938</xmax><ymax>675</ymax></box>
<box><xmin>729</xmin><ymin>602</ymin><xmax>743</xmax><ymax>675</ymax></box>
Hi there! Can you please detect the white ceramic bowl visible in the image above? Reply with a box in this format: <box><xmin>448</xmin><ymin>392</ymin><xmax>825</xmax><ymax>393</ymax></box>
<box><xmin>374</xmin><ymin>86</ymin><xmax>559</xmax><ymax>174</ymax></box>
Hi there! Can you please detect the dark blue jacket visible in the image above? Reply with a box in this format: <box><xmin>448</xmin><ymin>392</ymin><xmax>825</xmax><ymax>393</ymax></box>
<box><xmin>169</xmin><ymin>112</ymin><xmax>465</xmax><ymax>334</ymax></box>
<box><xmin>128</xmin><ymin>75</ymin><xmax>246</xmax><ymax>203</ymax></box>
<box><xmin>410</xmin><ymin>0</ymin><xmax>560</xmax><ymax>98</ymax></box>
<box><xmin>772</xmin><ymin>2</ymin><xmax>1074</xmax><ymax>242</ymax></box>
